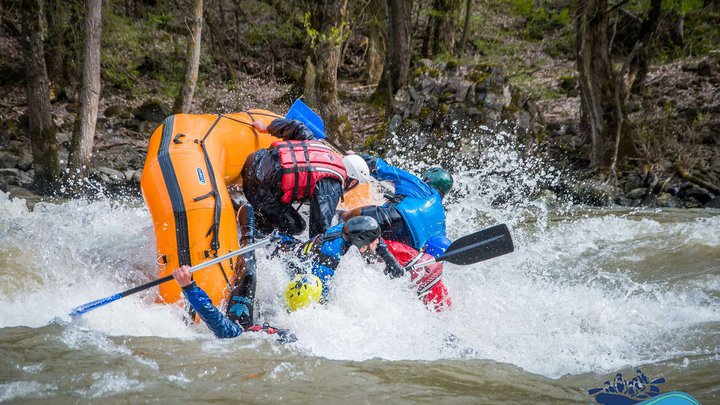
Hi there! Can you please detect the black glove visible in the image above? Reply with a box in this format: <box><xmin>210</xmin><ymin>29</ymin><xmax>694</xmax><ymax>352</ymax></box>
<box><xmin>267</xmin><ymin>119</ymin><xmax>315</xmax><ymax>141</ymax></box>
<box><xmin>375</xmin><ymin>239</ymin><xmax>405</xmax><ymax>279</ymax></box>
<box><xmin>276</xmin><ymin>329</ymin><xmax>298</xmax><ymax>344</ymax></box>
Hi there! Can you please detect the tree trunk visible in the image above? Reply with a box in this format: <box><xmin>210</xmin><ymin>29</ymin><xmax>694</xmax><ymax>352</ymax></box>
<box><xmin>626</xmin><ymin>0</ymin><xmax>662</xmax><ymax>95</ymax></box>
<box><xmin>421</xmin><ymin>1</ymin><xmax>434</xmax><ymax>57</ymax></box>
<box><xmin>45</xmin><ymin>0</ymin><xmax>83</xmax><ymax>90</ymax></box>
<box><xmin>381</xmin><ymin>0</ymin><xmax>412</xmax><ymax>105</ymax></box>
<box><xmin>575</xmin><ymin>0</ymin><xmax>624</xmax><ymax>168</ymax></box>
<box><xmin>68</xmin><ymin>0</ymin><xmax>102</xmax><ymax>176</ymax></box>
<box><xmin>303</xmin><ymin>0</ymin><xmax>353</xmax><ymax>147</ymax></box>
<box><xmin>456</xmin><ymin>0</ymin><xmax>472</xmax><ymax>56</ymax></box>
<box><xmin>364</xmin><ymin>0</ymin><xmax>386</xmax><ymax>85</ymax></box>
<box><xmin>21</xmin><ymin>0</ymin><xmax>61</xmax><ymax>193</ymax></box>
<box><xmin>427</xmin><ymin>0</ymin><xmax>460</xmax><ymax>56</ymax></box>
<box><xmin>173</xmin><ymin>0</ymin><xmax>203</xmax><ymax>114</ymax></box>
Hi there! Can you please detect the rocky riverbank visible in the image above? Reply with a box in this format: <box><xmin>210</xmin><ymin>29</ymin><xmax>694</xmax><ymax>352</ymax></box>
<box><xmin>1</xmin><ymin>55</ymin><xmax>719</xmax><ymax>209</ymax></box>
<box><xmin>370</xmin><ymin>56</ymin><xmax>720</xmax><ymax>209</ymax></box>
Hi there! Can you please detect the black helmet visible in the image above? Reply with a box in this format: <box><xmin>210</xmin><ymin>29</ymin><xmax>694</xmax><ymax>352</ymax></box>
<box><xmin>342</xmin><ymin>216</ymin><xmax>381</xmax><ymax>248</ymax></box>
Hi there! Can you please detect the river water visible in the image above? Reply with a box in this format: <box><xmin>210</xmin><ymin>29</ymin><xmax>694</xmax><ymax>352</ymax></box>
<box><xmin>1</xmin><ymin>144</ymin><xmax>719</xmax><ymax>403</ymax></box>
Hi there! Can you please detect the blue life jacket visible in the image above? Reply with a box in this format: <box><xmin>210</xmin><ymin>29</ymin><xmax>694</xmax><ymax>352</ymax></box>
<box><xmin>299</xmin><ymin>223</ymin><xmax>349</xmax><ymax>298</ymax></box>
<box><xmin>373</xmin><ymin>159</ymin><xmax>446</xmax><ymax>249</ymax></box>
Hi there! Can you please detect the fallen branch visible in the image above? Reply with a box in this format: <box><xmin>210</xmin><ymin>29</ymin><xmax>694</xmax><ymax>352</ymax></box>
<box><xmin>95</xmin><ymin>141</ymin><xmax>134</xmax><ymax>151</ymax></box>
<box><xmin>675</xmin><ymin>162</ymin><xmax>720</xmax><ymax>194</ymax></box>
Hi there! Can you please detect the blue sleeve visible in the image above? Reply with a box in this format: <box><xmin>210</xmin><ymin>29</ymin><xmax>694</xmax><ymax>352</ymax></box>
<box><xmin>311</xmin><ymin>263</ymin><xmax>336</xmax><ymax>299</ymax></box>
<box><xmin>183</xmin><ymin>283</ymin><xmax>243</xmax><ymax>339</ymax></box>
<box><xmin>373</xmin><ymin>158</ymin><xmax>434</xmax><ymax>199</ymax></box>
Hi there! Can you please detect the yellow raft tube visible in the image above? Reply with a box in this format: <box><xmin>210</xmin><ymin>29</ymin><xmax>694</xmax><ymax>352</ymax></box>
<box><xmin>141</xmin><ymin>110</ymin><xmax>372</xmax><ymax>308</ymax></box>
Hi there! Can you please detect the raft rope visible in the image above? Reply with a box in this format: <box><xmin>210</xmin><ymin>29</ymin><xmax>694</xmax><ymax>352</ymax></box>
<box><xmin>189</xmin><ymin>111</ymin><xmax>282</xmax><ymax>293</ymax></box>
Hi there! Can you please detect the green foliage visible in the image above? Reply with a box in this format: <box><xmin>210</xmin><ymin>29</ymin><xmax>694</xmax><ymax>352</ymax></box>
<box><xmin>303</xmin><ymin>11</ymin><xmax>349</xmax><ymax>48</ymax></box>
<box><xmin>101</xmin><ymin>9</ymin><xmax>184</xmax><ymax>95</ymax></box>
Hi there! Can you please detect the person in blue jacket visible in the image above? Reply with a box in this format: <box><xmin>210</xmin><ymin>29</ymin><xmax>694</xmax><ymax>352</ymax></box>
<box><xmin>171</xmin><ymin>203</ymin><xmax>295</xmax><ymax>343</ymax></box>
<box><xmin>340</xmin><ymin>156</ymin><xmax>454</xmax><ymax>250</ymax></box>
<box><xmin>283</xmin><ymin>216</ymin><xmax>405</xmax><ymax>309</ymax></box>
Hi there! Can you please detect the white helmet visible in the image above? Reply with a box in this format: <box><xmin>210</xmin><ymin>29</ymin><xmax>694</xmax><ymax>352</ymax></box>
<box><xmin>342</xmin><ymin>154</ymin><xmax>372</xmax><ymax>184</ymax></box>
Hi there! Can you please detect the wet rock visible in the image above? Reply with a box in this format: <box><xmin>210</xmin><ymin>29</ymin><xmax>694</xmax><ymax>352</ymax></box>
<box><xmin>615</xmin><ymin>196</ymin><xmax>634</xmax><ymax>206</ymax></box>
<box><xmin>571</xmin><ymin>181</ymin><xmax>617</xmax><ymax>206</ymax></box>
<box><xmin>124</xmin><ymin>170</ymin><xmax>136</xmax><ymax>182</ymax></box>
<box><xmin>17</xmin><ymin>153</ymin><xmax>33</xmax><ymax>171</ymax></box>
<box><xmin>626</xmin><ymin>187</ymin><xmax>648</xmax><ymax>200</ymax></box>
<box><xmin>388</xmin><ymin>115</ymin><xmax>403</xmax><ymax>133</ymax></box>
<box><xmin>683</xmin><ymin>197</ymin><xmax>703</xmax><ymax>208</ymax></box>
<box><xmin>421</xmin><ymin>78</ymin><xmax>436</xmax><ymax>95</ymax></box>
<box><xmin>654</xmin><ymin>192</ymin><xmax>681</xmax><ymax>208</ymax></box>
<box><xmin>0</xmin><ymin>168</ymin><xmax>33</xmax><ymax>187</ymax></box>
<box><xmin>706</xmin><ymin>196</ymin><xmax>720</xmax><ymax>209</ymax></box>
<box><xmin>97</xmin><ymin>166</ymin><xmax>126</xmax><ymax>186</ymax></box>
<box><xmin>0</xmin><ymin>151</ymin><xmax>20</xmax><ymax>169</ymax></box>
<box><xmin>5</xmin><ymin>185</ymin><xmax>39</xmax><ymax>200</ymax></box>
<box><xmin>682</xmin><ymin>185</ymin><xmax>713</xmax><ymax>204</ymax></box>
<box><xmin>134</xmin><ymin>99</ymin><xmax>170</xmax><ymax>123</ymax></box>
<box><xmin>455</xmin><ymin>80</ymin><xmax>472</xmax><ymax>101</ymax></box>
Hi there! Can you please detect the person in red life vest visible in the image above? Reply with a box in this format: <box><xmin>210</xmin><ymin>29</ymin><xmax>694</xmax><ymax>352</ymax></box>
<box><xmin>242</xmin><ymin>119</ymin><xmax>371</xmax><ymax>237</ymax></box>
<box><xmin>385</xmin><ymin>235</ymin><xmax>453</xmax><ymax>312</ymax></box>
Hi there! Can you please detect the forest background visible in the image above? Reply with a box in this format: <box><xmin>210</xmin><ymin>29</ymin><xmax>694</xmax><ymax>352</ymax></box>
<box><xmin>0</xmin><ymin>0</ymin><xmax>719</xmax><ymax>208</ymax></box>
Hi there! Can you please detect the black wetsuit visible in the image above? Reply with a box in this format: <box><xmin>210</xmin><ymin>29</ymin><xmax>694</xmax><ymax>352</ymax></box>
<box><xmin>241</xmin><ymin>119</ymin><xmax>342</xmax><ymax>237</ymax></box>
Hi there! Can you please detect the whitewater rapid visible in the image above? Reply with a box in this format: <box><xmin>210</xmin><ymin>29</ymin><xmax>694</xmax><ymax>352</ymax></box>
<box><xmin>1</xmin><ymin>178</ymin><xmax>718</xmax><ymax>379</ymax></box>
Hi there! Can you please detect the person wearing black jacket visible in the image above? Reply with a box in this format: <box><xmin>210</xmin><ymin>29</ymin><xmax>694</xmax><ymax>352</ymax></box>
<box><xmin>242</xmin><ymin>119</ymin><xmax>371</xmax><ymax>237</ymax></box>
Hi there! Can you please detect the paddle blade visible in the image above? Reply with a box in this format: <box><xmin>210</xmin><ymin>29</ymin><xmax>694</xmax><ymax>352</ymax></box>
<box><xmin>69</xmin><ymin>293</ymin><xmax>122</xmax><ymax>318</ymax></box>
<box><xmin>440</xmin><ymin>224</ymin><xmax>514</xmax><ymax>265</ymax></box>
<box><xmin>286</xmin><ymin>99</ymin><xmax>326</xmax><ymax>139</ymax></box>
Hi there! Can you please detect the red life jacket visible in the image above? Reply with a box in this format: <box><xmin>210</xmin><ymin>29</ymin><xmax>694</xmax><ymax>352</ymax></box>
<box><xmin>273</xmin><ymin>140</ymin><xmax>347</xmax><ymax>204</ymax></box>
<box><xmin>384</xmin><ymin>239</ymin><xmax>452</xmax><ymax>312</ymax></box>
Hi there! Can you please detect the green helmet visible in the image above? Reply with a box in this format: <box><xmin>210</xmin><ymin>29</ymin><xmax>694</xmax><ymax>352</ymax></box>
<box><xmin>422</xmin><ymin>167</ymin><xmax>453</xmax><ymax>197</ymax></box>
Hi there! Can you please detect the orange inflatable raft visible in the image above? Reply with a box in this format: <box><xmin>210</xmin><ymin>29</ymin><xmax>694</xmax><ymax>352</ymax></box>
<box><xmin>141</xmin><ymin>110</ymin><xmax>374</xmax><ymax>308</ymax></box>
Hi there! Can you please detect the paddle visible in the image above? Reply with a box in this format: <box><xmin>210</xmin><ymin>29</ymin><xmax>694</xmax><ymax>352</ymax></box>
<box><xmin>69</xmin><ymin>236</ymin><xmax>277</xmax><ymax>318</ymax></box>
<box><xmin>286</xmin><ymin>98</ymin><xmax>327</xmax><ymax>140</ymax></box>
<box><xmin>407</xmin><ymin>224</ymin><xmax>514</xmax><ymax>270</ymax></box>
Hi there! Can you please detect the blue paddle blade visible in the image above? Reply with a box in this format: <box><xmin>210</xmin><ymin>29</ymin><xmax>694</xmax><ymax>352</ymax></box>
<box><xmin>286</xmin><ymin>99</ymin><xmax>326</xmax><ymax>139</ymax></box>
<box><xmin>69</xmin><ymin>293</ymin><xmax>123</xmax><ymax>318</ymax></box>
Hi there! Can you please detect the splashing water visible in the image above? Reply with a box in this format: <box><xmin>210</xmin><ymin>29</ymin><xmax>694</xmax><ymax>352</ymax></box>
<box><xmin>0</xmin><ymin>132</ymin><xmax>719</xmax><ymax>401</ymax></box>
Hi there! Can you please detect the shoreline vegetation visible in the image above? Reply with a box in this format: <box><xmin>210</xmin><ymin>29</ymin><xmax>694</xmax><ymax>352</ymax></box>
<box><xmin>0</xmin><ymin>0</ymin><xmax>719</xmax><ymax>209</ymax></box>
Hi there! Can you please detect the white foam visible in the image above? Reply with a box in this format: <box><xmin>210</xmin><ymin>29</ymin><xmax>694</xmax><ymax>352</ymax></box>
<box><xmin>0</xmin><ymin>381</ymin><xmax>57</xmax><ymax>402</ymax></box>
<box><xmin>1</xmin><ymin>133</ymin><xmax>719</xmax><ymax>380</ymax></box>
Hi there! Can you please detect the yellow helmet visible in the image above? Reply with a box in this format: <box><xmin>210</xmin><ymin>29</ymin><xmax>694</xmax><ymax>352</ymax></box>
<box><xmin>284</xmin><ymin>274</ymin><xmax>323</xmax><ymax>312</ymax></box>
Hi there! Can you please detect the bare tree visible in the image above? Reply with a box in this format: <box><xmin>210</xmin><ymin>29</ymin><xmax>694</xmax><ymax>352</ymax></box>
<box><xmin>575</xmin><ymin>0</ymin><xmax>662</xmax><ymax>169</ymax></box>
<box><xmin>303</xmin><ymin>0</ymin><xmax>353</xmax><ymax>147</ymax></box>
<box><xmin>21</xmin><ymin>0</ymin><xmax>61</xmax><ymax>193</ymax></box>
<box><xmin>625</xmin><ymin>0</ymin><xmax>662</xmax><ymax>95</ymax></box>
<box><xmin>174</xmin><ymin>0</ymin><xmax>204</xmax><ymax>114</ymax></box>
<box><xmin>456</xmin><ymin>0</ymin><xmax>472</xmax><ymax>56</ymax></box>
<box><xmin>68</xmin><ymin>0</ymin><xmax>102</xmax><ymax>176</ymax></box>
<box><xmin>422</xmin><ymin>0</ymin><xmax>460</xmax><ymax>57</ymax></box>
<box><xmin>377</xmin><ymin>0</ymin><xmax>412</xmax><ymax>108</ymax></box>
<box><xmin>364</xmin><ymin>0</ymin><xmax>387</xmax><ymax>85</ymax></box>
